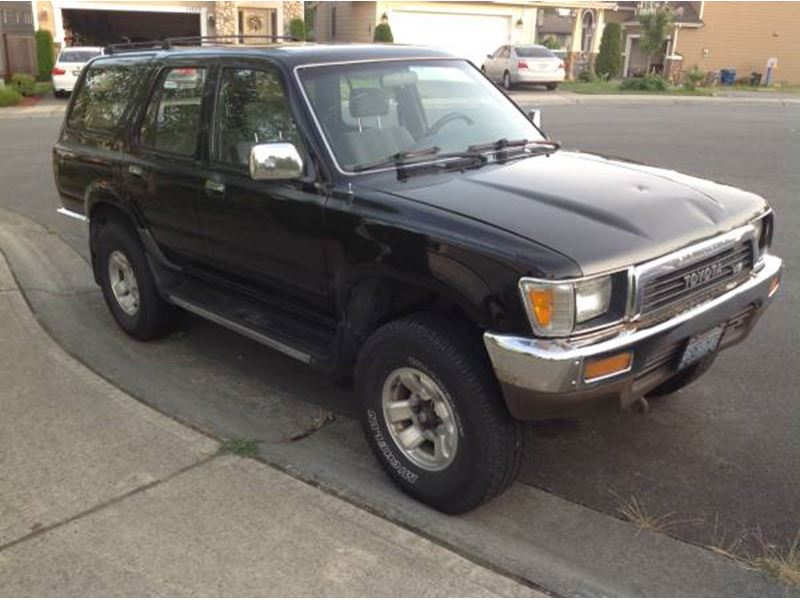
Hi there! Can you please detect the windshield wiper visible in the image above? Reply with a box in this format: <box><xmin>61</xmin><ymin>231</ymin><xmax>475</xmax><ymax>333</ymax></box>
<box><xmin>467</xmin><ymin>138</ymin><xmax>561</xmax><ymax>154</ymax></box>
<box><xmin>351</xmin><ymin>146</ymin><xmax>442</xmax><ymax>172</ymax></box>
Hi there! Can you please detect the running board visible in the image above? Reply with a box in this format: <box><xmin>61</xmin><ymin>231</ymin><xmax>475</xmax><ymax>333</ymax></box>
<box><xmin>165</xmin><ymin>278</ymin><xmax>336</xmax><ymax>370</ymax></box>
<box><xmin>57</xmin><ymin>207</ymin><xmax>89</xmax><ymax>222</ymax></box>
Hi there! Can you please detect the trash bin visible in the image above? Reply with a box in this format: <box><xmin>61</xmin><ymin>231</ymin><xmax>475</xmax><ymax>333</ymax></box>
<box><xmin>750</xmin><ymin>72</ymin><xmax>762</xmax><ymax>87</ymax></box>
<box><xmin>720</xmin><ymin>69</ymin><xmax>736</xmax><ymax>85</ymax></box>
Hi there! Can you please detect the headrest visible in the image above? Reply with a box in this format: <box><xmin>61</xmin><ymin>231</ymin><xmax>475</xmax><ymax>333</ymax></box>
<box><xmin>349</xmin><ymin>88</ymin><xmax>389</xmax><ymax>118</ymax></box>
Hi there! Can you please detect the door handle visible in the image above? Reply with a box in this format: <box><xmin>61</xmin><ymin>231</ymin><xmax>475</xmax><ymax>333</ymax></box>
<box><xmin>128</xmin><ymin>164</ymin><xmax>144</xmax><ymax>177</ymax></box>
<box><xmin>205</xmin><ymin>180</ymin><xmax>225</xmax><ymax>194</ymax></box>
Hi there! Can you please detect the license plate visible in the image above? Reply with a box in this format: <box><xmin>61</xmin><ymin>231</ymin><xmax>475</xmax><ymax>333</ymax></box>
<box><xmin>678</xmin><ymin>325</ymin><xmax>724</xmax><ymax>370</ymax></box>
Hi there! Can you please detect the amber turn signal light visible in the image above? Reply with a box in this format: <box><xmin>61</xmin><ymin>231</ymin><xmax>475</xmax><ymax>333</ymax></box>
<box><xmin>527</xmin><ymin>288</ymin><xmax>553</xmax><ymax>328</ymax></box>
<box><xmin>584</xmin><ymin>351</ymin><xmax>633</xmax><ymax>382</ymax></box>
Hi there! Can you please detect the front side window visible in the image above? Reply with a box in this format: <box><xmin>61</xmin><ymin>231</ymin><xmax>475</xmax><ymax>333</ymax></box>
<box><xmin>299</xmin><ymin>59</ymin><xmax>542</xmax><ymax>171</ymax></box>
<box><xmin>216</xmin><ymin>67</ymin><xmax>300</xmax><ymax>167</ymax></box>
<box><xmin>139</xmin><ymin>67</ymin><xmax>207</xmax><ymax>156</ymax></box>
<box><xmin>68</xmin><ymin>64</ymin><xmax>143</xmax><ymax>132</ymax></box>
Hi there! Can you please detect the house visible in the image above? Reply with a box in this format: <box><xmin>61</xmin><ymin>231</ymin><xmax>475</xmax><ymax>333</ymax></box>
<box><xmin>616</xmin><ymin>1</ymin><xmax>800</xmax><ymax>84</ymax></box>
<box><xmin>1</xmin><ymin>1</ymin><xmax>36</xmax><ymax>79</ymax></box>
<box><xmin>32</xmin><ymin>1</ymin><xmax>303</xmax><ymax>50</ymax></box>
<box><xmin>309</xmin><ymin>1</ymin><xmax>617</xmax><ymax>74</ymax></box>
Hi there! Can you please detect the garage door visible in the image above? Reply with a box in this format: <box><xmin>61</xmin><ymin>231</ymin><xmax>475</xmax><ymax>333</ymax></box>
<box><xmin>389</xmin><ymin>10</ymin><xmax>511</xmax><ymax>67</ymax></box>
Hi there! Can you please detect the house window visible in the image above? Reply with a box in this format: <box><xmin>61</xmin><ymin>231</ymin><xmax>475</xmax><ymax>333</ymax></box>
<box><xmin>24</xmin><ymin>12</ymin><xmax>33</xmax><ymax>25</ymax></box>
<box><xmin>331</xmin><ymin>6</ymin><xmax>337</xmax><ymax>39</ymax></box>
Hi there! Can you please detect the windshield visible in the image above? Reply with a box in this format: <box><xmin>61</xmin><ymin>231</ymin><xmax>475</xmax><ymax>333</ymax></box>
<box><xmin>298</xmin><ymin>59</ymin><xmax>543</xmax><ymax>172</ymax></box>
<box><xmin>59</xmin><ymin>50</ymin><xmax>102</xmax><ymax>63</ymax></box>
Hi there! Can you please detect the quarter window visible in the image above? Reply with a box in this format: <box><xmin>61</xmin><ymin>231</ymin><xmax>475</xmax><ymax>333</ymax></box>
<box><xmin>216</xmin><ymin>68</ymin><xmax>300</xmax><ymax>167</ymax></box>
<box><xmin>139</xmin><ymin>67</ymin><xmax>207</xmax><ymax>156</ymax></box>
<box><xmin>68</xmin><ymin>65</ymin><xmax>142</xmax><ymax>132</ymax></box>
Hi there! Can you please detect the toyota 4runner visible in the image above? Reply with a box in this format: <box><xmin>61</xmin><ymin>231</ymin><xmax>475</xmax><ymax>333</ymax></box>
<box><xmin>54</xmin><ymin>40</ymin><xmax>783</xmax><ymax>513</ymax></box>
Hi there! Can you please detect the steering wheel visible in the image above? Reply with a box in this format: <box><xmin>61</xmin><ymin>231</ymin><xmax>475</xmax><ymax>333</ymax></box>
<box><xmin>428</xmin><ymin>111</ymin><xmax>474</xmax><ymax>136</ymax></box>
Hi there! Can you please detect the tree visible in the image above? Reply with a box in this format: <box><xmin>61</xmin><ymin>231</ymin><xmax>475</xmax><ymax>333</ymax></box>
<box><xmin>35</xmin><ymin>30</ymin><xmax>55</xmax><ymax>83</ymax></box>
<box><xmin>594</xmin><ymin>22</ymin><xmax>622</xmax><ymax>79</ymax></box>
<box><xmin>373</xmin><ymin>22</ymin><xmax>394</xmax><ymax>43</ymax></box>
<box><xmin>638</xmin><ymin>6</ymin><xmax>673</xmax><ymax>74</ymax></box>
<box><xmin>289</xmin><ymin>18</ymin><xmax>306</xmax><ymax>41</ymax></box>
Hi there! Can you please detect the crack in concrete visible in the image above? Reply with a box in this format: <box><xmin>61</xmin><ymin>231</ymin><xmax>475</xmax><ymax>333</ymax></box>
<box><xmin>0</xmin><ymin>455</ymin><xmax>218</xmax><ymax>554</ymax></box>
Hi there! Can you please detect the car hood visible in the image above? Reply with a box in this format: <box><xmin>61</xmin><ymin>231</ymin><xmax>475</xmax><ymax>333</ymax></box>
<box><xmin>369</xmin><ymin>151</ymin><xmax>767</xmax><ymax>275</ymax></box>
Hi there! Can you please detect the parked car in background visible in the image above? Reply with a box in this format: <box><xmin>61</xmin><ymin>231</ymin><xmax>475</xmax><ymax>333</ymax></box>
<box><xmin>482</xmin><ymin>45</ymin><xmax>565</xmax><ymax>90</ymax></box>
<box><xmin>52</xmin><ymin>47</ymin><xmax>104</xmax><ymax>97</ymax></box>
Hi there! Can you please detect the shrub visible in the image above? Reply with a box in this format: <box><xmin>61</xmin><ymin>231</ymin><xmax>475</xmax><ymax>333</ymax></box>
<box><xmin>0</xmin><ymin>87</ymin><xmax>23</xmax><ymax>107</ymax></box>
<box><xmin>595</xmin><ymin>22</ymin><xmax>622</xmax><ymax>79</ymax></box>
<box><xmin>35</xmin><ymin>30</ymin><xmax>55</xmax><ymax>82</ymax></box>
<box><xmin>683</xmin><ymin>67</ymin><xmax>705</xmax><ymax>91</ymax></box>
<box><xmin>619</xmin><ymin>73</ymin><xmax>668</xmax><ymax>91</ymax></box>
<box><xmin>289</xmin><ymin>17</ymin><xmax>306</xmax><ymax>41</ymax></box>
<box><xmin>577</xmin><ymin>69</ymin><xmax>597</xmax><ymax>83</ymax></box>
<box><xmin>541</xmin><ymin>35</ymin><xmax>560</xmax><ymax>50</ymax></box>
<box><xmin>11</xmin><ymin>73</ymin><xmax>36</xmax><ymax>96</ymax></box>
<box><xmin>373</xmin><ymin>22</ymin><xmax>394</xmax><ymax>43</ymax></box>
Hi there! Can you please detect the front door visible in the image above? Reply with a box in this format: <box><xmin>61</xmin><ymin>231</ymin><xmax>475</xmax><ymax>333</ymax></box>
<box><xmin>196</xmin><ymin>64</ymin><xmax>330</xmax><ymax>313</ymax></box>
<box><xmin>127</xmin><ymin>65</ymin><xmax>212</xmax><ymax>266</ymax></box>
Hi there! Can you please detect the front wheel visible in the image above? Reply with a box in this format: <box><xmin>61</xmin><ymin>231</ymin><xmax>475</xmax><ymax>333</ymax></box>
<box><xmin>355</xmin><ymin>314</ymin><xmax>526</xmax><ymax>514</ymax></box>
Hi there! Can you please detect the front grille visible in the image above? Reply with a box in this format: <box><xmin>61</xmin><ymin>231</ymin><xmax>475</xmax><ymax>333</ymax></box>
<box><xmin>640</xmin><ymin>240</ymin><xmax>753</xmax><ymax>316</ymax></box>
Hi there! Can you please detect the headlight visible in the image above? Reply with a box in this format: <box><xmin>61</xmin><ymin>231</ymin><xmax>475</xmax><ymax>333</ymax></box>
<box><xmin>520</xmin><ymin>275</ymin><xmax>613</xmax><ymax>337</ymax></box>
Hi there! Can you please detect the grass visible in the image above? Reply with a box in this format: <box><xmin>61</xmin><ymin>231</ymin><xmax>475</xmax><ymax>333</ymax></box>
<box><xmin>219</xmin><ymin>437</ymin><xmax>259</xmax><ymax>458</ymax></box>
<box><xmin>561</xmin><ymin>79</ymin><xmax>714</xmax><ymax>96</ymax></box>
<box><xmin>615</xmin><ymin>495</ymin><xmax>685</xmax><ymax>534</ymax></box>
<box><xmin>749</xmin><ymin>534</ymin><xmax>800</xmax><ymax>588</ymax></box>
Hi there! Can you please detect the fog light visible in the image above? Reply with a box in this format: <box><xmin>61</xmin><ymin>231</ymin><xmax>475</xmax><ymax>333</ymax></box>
<box><xmin>584</xmin><ymin>351</ymin><xmax>633</xmax><ymax>382</ymax></box>
<box><xmin>768</xmin><ymin>276</ymin><xmax>780</xmax><ymax>298</ymax></box>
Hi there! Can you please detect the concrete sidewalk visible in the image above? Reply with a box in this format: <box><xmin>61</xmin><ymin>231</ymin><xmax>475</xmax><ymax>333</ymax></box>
<box><xmin>0</xmin><ymin>251</ymin><xmax>537</xmax><ymax>596</ymax></box>
<box><xmin>0</xmin><ymin>96</ymin><xmax>66</xmax><ymax>120</ymax></box>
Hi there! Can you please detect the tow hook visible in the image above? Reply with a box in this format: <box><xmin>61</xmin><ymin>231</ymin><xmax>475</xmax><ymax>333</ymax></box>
<box><xmin>630</xmin><ymin>396</ymin><xmax>650</xmax><ymax>414</ymax></box>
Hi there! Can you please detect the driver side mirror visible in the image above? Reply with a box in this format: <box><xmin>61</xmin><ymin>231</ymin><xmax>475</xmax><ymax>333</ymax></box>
<box><xmin>249</xmin><ymin>142</ymin><xmax>303</xmax><ymax>181</ymax></box>
<box><xmin>528</xmin><ymin>109</ymin><xmax>542</xmax><ymax>129</ymax></box>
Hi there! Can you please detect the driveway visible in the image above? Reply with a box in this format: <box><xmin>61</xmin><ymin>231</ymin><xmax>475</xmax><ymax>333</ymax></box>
<box><xmin>0</xmin><ymin>98</ymin><xmax>796</xmax><ymax>594</ymax></box>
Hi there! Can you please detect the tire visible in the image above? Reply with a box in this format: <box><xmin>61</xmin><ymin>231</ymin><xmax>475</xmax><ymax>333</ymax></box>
<box><xmin>355</xmin><ymin>313</ymin><xmax>526</xmax><ymax>514</ymax></box>
<box><xmin>54</xmin><ymin>90</ymin><xmax>65</xmax><ymax>99</ymax></box>
<box><xmin>646</xmin><ymin>353</ymin><xmax>716</xmax><ymax>398</ymax></box>
<box><xmin>97</xmin><ymin>219</ymin><xmax>179</xmax><ymax>340</ymax></box>
<box><xmin>546</xmin><ymin>83</ymin><xmax>558</xmax><ymax>91</ymax></box>
<box><xmin>502</xmin><ymin>71</ymin><xmax>513</xmax><ymax>90</ymax></box>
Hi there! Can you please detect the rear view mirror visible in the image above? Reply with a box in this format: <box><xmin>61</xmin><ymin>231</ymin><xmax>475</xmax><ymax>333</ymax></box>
<box><xmin>528</xmin><ymin>109</ymin><xmax>542</xmax><ymax>129</ymax></box>
<box><xmin>249</xmin><ymin>142</ymin><xmax>303</xmax><ymax>181</ymax></box>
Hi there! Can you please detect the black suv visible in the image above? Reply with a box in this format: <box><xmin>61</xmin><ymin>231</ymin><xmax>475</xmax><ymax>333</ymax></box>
<box><xmin>54</xmin><ymin>42</ymin><xmax>782</xmax><ymax>513</ymax></box>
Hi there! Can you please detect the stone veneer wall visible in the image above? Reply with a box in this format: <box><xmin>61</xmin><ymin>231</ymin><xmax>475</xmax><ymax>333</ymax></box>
<box><xmin>214</xmin><ymin>1</ymin><xmax>238</xmax><ymax>37</ymax></box>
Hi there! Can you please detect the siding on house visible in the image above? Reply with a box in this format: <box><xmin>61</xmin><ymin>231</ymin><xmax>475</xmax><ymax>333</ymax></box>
<box><xmin>676</xmin><ymin>1</ymin><xmax>800</xmax><ymax>84</ymax></box>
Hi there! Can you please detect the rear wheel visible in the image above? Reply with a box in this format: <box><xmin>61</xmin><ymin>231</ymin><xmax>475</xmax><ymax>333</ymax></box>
<box><xmin>355</xmin><ymin>314</ymin><xmax>526</xmax><ymax>514</ymax></box>
<box><xmin>546</xmin><ymin>83</ymin><xmax>558</xmax><ymax>91</ymax></box>
<box><xmin>502</xmin><ymin>71</ymin><xmax>513</xmax><ymax>90</ymax></box>
<box><xmin>97</xmin><ymin>220</ymin><xmax>179</xmax><ymax>340</ymax></box>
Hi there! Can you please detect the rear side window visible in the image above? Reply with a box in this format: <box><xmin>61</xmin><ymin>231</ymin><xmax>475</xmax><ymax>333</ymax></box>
<box><xmin>68</xmin><ymin>64</ymin><xmax>142</xmax><ymax>132</ymax></box>
<box><xmin>515</xmin><ymin>47</ymin><xmax>557</xmax><ymax>59</ymax></box>
<box><xmin>139</xmin><ymin>67</ymin><xmax>207</xmax><ymax>157</ymax></box>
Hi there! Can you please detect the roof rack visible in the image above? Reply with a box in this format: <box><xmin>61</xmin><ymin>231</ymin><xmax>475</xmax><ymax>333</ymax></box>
<box><xmin>105</xmin><ymin>34</ymin><xmax>301</xmax><ymax>55</ymax></box>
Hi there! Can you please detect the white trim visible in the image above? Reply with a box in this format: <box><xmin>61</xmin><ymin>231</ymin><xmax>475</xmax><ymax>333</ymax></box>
<box><xmin>622</xmin><ymin>33</ymin><xmax>639</xmax><ymax>78</ymax></box>
<box><xmin>200</xmin><ymin>6</ymin><xmax>208</xmax><ymax>37</ymax></box>
<box><xmin>698</xmin><ymin>0</ymin><xmax>705</xmax><ymax>20</ymax></box>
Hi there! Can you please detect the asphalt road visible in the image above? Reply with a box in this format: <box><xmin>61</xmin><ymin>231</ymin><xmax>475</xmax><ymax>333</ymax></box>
<box><xmin>1</xmin><ymin>97</ymin><xmax>798</xmax><ymax>563</ymax></box>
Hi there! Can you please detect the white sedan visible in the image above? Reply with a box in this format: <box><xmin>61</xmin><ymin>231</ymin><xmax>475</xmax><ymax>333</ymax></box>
<box><xmin>52</xmin><ymin>47</ymin><xmax>104</xmax><ymax>98</ymax></box>
<box><xmin>482</xmin><ymin>45</ymin><xmax>565</xmax><ymax>91</ymax></box>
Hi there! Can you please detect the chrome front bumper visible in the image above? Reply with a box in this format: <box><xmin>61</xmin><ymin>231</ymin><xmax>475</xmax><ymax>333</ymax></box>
<box><xmin>484</xmin><ymin>254</ymin><xmax>783</xmax><ymax>420</ymax></box>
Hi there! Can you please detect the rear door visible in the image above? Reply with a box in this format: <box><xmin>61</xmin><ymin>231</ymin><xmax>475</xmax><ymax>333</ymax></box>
<box><xmin>126</xmin><ymin>63</ymin><xmax>213</xmax><ymax>266</ymax></box>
